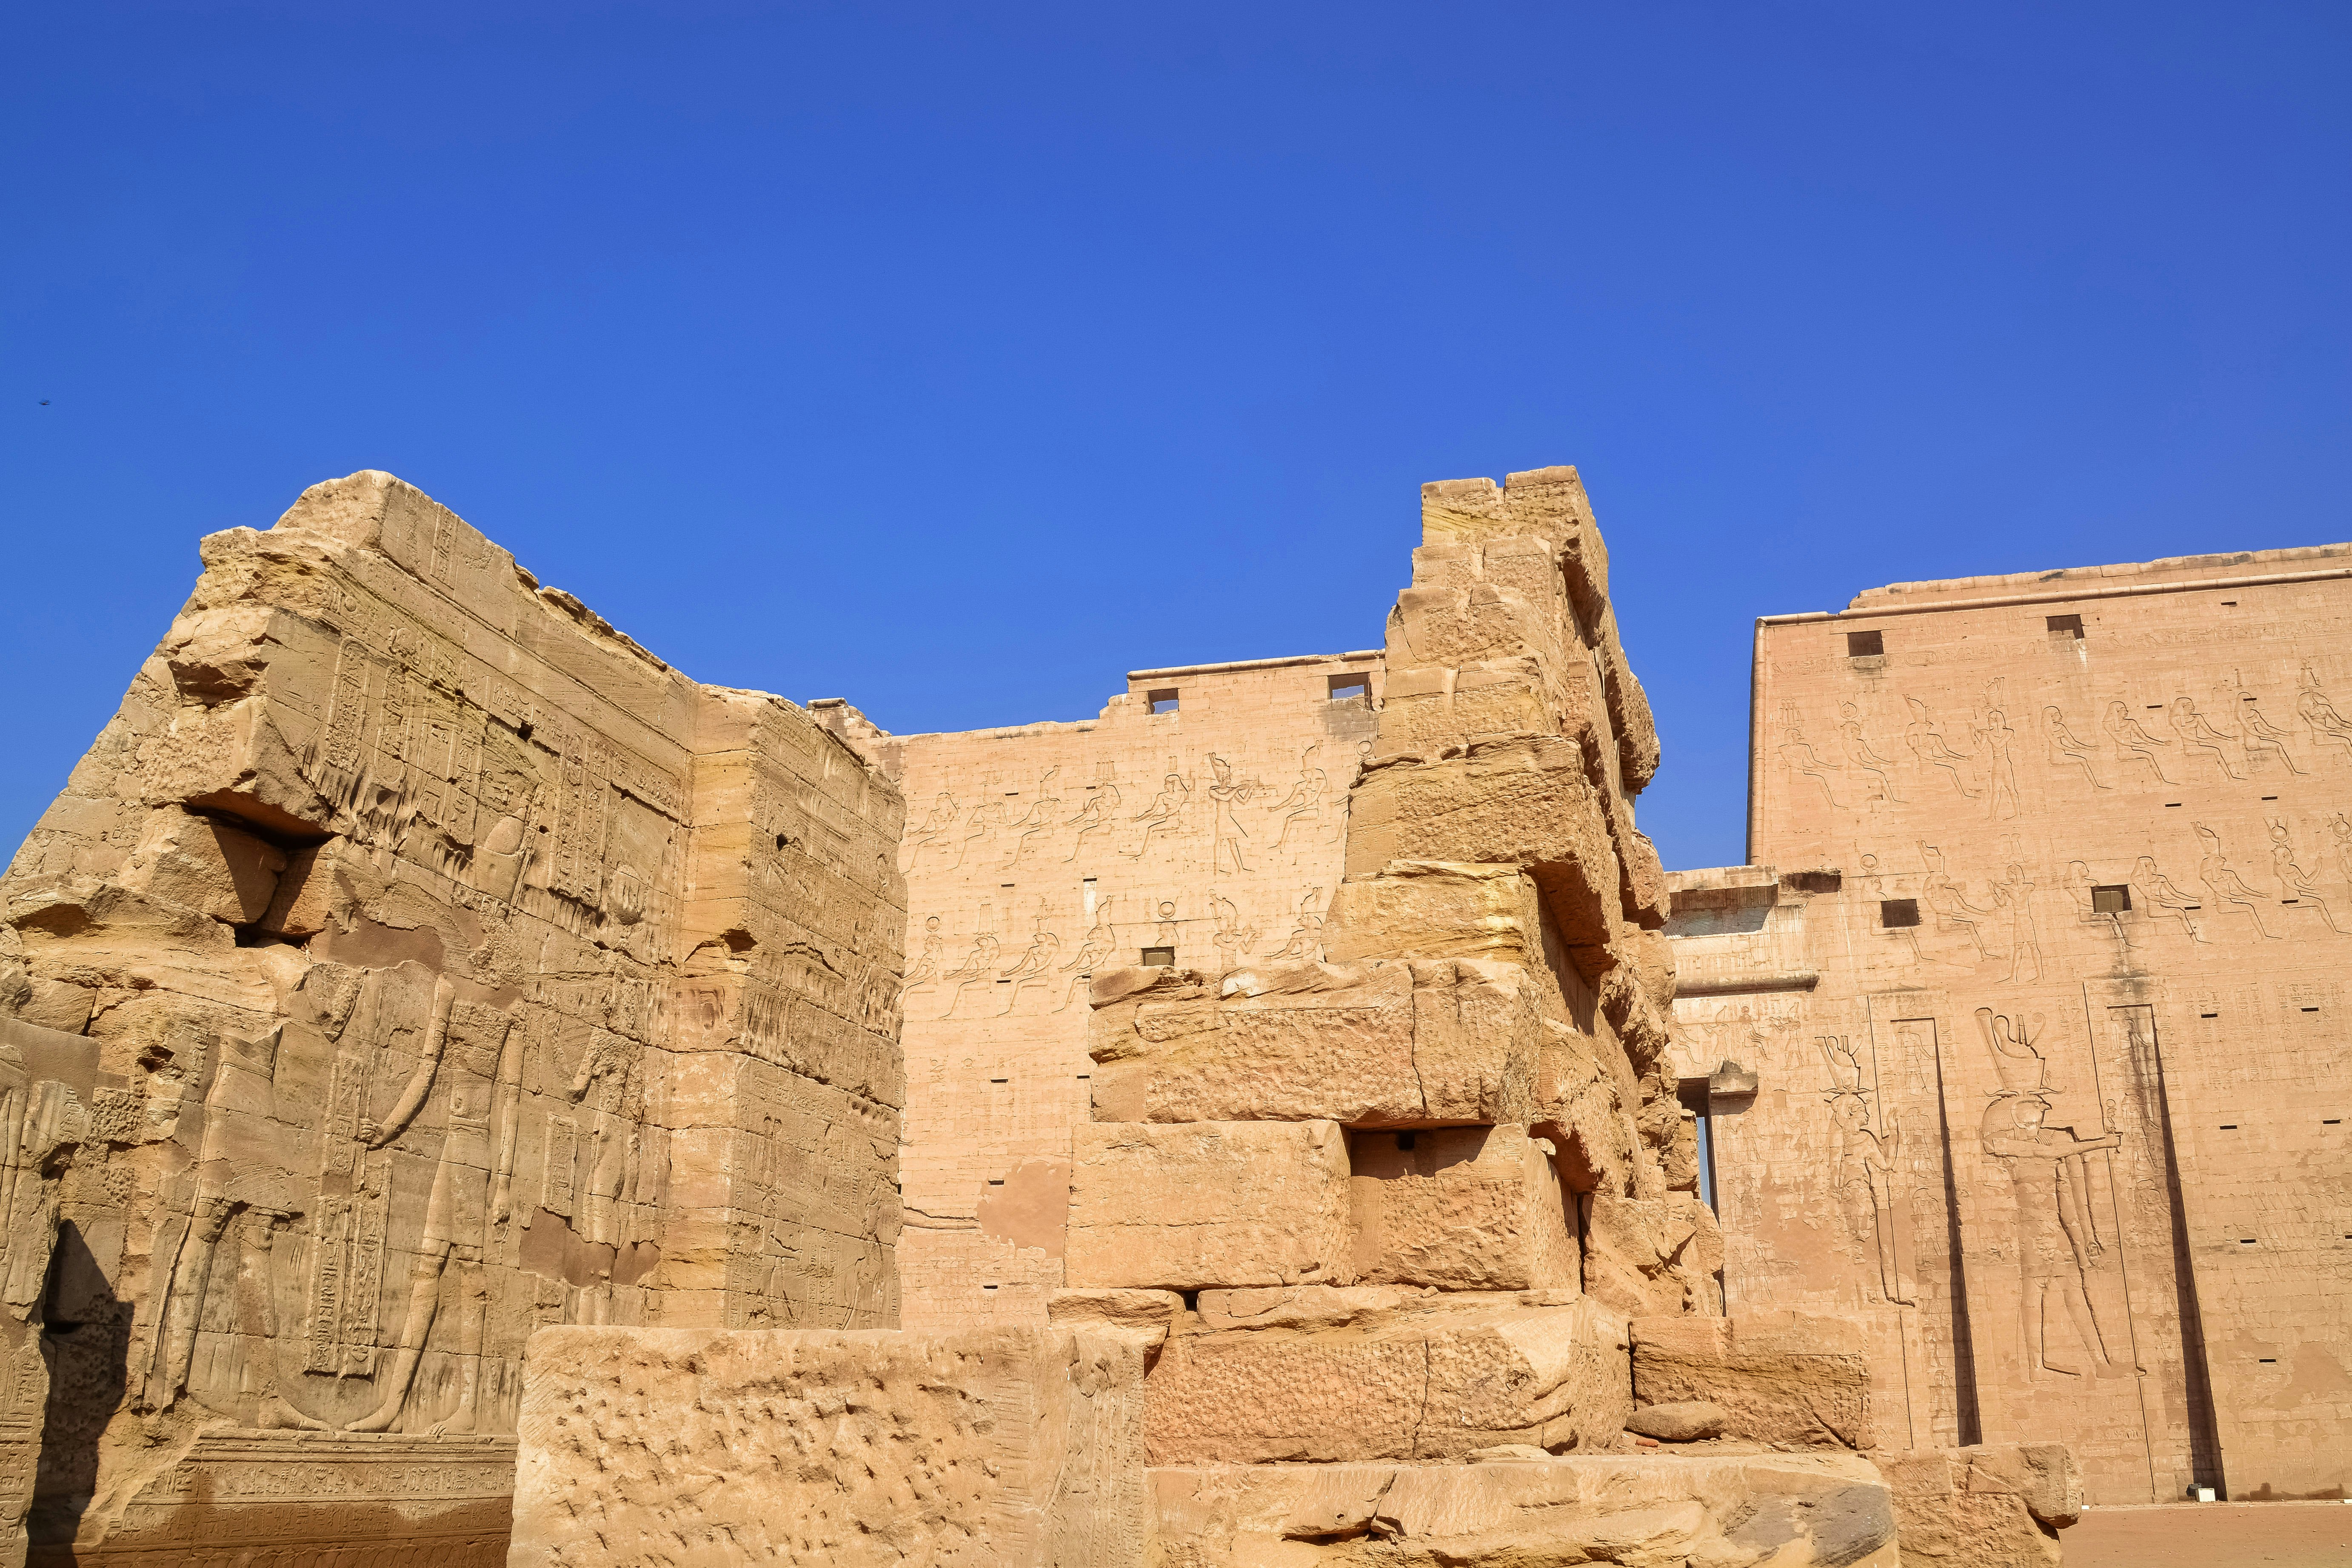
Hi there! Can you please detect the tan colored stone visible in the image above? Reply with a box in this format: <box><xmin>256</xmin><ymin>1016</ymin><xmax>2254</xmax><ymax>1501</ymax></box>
<box><xmin>511</xmin><ymin>1326</ymin><xmax>1151</xmax><ymax>1567</ymax></box>
<box><xmin>1048</xmin><ymin>1287</ymin><xmax>1184</xmax><ymax>1357</ymax></box>
<box><xmin>1879</xmin><ymin>1443</ymin><xmax>2081</xmax><ymax>1568</ymax></box>
<box><xmin>1322</xmin><ymin>859</ymin><xmax>1544</xmax><ymax>965</ymax></box>
<box><xmin>1625</xmin><ymin>1400</ymin><xmax>1728</xmax><ymax>1441</ymax></box>
<box><xmin>1631</xmin><ymin>1310</ymin><xmax>1874</xmax><ymax>1449</ymax></box>
<box><xmin>1151</xmin><ymin>1451</ymin><xmax>1896</xmax><ymax>1567</ymax></box>
<box><xmin>254</xmin><ymin>833</ymin><xmax>354</xmax><ymax>938</ymax></box>
<box><xmin>1348</xmin><ymin>1123</ymin><xmax>1577</xmax><ymax>1290</ymax></box>
<box><xmin>1067</xmin><ymin>1121</ymin><xmax>1354</xmax><ymax>1291</ymax></box>
<box><xmin>1145</xmin><ymin>1289</ymin><xmax>1630</xmax><ymax>1463</ymax></box>
<box><xmin>1086</xmin><ymin>957</ymin><xmax>1538</xmax><ymax>1127</ymax></box>
<box><xmin>116</xmin><ymin>807</ymin><xmax>286</xmax><ymax>923</ymax></box>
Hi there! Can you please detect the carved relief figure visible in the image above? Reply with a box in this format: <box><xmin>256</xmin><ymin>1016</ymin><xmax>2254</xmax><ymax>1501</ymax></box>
<box><xmin>901</xmin><ymin>792</ymin><xmax>959</xmax><ymax>868</ymax></box>
<box><xmin>1778</xmin><ymin>704</ymin><xmax>1841</xmax><ymax>807</ymax></box>
<box><xmin>1001</xmin><ymin>768</ymin><xmax>1063</xmax><ymax>868</ymax></box>
<box><xmin>1209</xmin><ymin>895</ymin><xmax>1260</xmax><ymax>972</ymax></box>
<box><xmin>1836</xmin><ymin>703</ymin><xmax>1903</xmax><ymax>803</ymax></box>
<box><xmin>1978</xmin><ymin>1093</ymin><xmax>2128</xmax><ymax>1382</ymax></box>
<box><xmin>1205</xmin><ymin>755</ymin><xmax>1263</xmax><ymax>874</ymax></box>
<box><xmin>1124</xmin><ymin>771</ymin><xmax>1193</xmax><ymax>860</ymax></box>
<box><xmin>1062</xmin><ymin>782</ymin><xmax>1122</xmax><ymax>862</ymax></box>
<box><xmin>1992</xmin><ymin>864</ymin><xmax>2042</xmax><ymax>984</ymax></box>
<box><xmin>2332</xmin><ymin>814</ymin><xmax>2352</xmax><ymax>887</ymax></box>
<box><xmin>2237</xmin><ymin>695</ymin><xmax>2309</xmax><ymax>776</ymax></box>
<box><xmin>2129</xmin><ymin>855</ymin><xmax>2205</xmax><ymax>942</ymax></box>
<box><xmin>2266</xmin><ymin>820</ymin><xmax>2348</xmax><ymax>935</ymax></box>
<box><xmin>2193</xmin><ymin>822</ymin><xmax>2281</xmax><ymax>939</ymax></box>
<box><xmin>2169</xmin><ymin>698</ymin><xmax>2244</xmax><ymax>781</ymax></box>
<box><xmin>1920</xmin><ymin>842</ymin><xmax>2000</xmax><ymax>961</ymax></box>
<box><xmin>2041</xmin><ymin>706</ymin><xmax>2108</xmax><ymax>791</ymax></box>
<box><xmin>2295</xmin><ymin>663</ymin><xmax>2352</xmax><ymax>761</ymax></box>
<box><xmin>1262</xmin><ymin>745</ymin><xmax>1329</xmax><ymax>851</ymax></box>
<box><xmin>951</xmin><ymin>798</ymin><xmax>997</xmax><ymax>870</ymax></box>
<box><xmin>2066</xmin><ymin>860</ymin><xmax>2136</xmax><ymax>957</ymax></box>
<box><xmin>1261</xmin><ymin>888</ymin><xmax>1327</xmax><ymax>962</ymax></box>
<box><xmin>938</xmin><ymin>931</ymin><xmax>1004</xmax><ymax>1017</ymax></box>
<box><xmin>2102</xmin><ymin>701</ymin><xmax>2175</xmax><ymax>785</ymax></box>
<box><xmin>1818</xmin><ymin>1037</ymin><xmax>1913</xmax><ymax>1305</ymax></box>
<box><xmin>897</xmin><ymin>916</ymin><xmax>945</xmax><ymax>1003</ymax></box>
<box><xmin>1902</xmin><ymin>697</ymin><xmax>1978</xmax><ymax>798</ymax></box>
<box><xmin>1977</xmin><ymin>708</ymin><xmax>2022</xmax><ymax>820</ymax></box>
<box><xmin>997</xmin><ymin>908</ymin><xmax>1061</xmax><ymax>1013</ymax></box>
<box><xmin>1055</xmin><ymin>898</ymin><xmax>1118</xmax><ymax>1011</ymax></box>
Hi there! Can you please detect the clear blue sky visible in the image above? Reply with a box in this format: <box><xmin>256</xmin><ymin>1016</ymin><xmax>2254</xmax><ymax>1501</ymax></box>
<box><xmin>6</xmin><ymin>4</ymin><xmax>2346</xmax><ymax>872</ymax></box>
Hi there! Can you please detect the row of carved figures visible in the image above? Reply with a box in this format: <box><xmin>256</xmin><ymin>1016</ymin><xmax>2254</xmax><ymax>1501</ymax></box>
<box><xmin>898</xmin><ymin>887</ymin><xmax>1330</xmax><ymax>1018</ymax></box>
<box><xmin>901</xmin><ymin>743</ymin><xmax>1369</xmax><ymax>877</ymax></box>
<box><xmin>1783</xmin><ymin>662</ymin><xmax>2352</xmax><ymax>818</ymax></box>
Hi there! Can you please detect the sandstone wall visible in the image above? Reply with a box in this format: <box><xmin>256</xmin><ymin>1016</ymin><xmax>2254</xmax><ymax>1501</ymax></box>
<box><xmin>0</xmin><ymin>472</ymin><xmax>905</xmax><ymax>1563</ymax></box>
<box><xmin>1670</xmin><ymin>543</ymin><xmax>2352</xmax><ymax>1503</ymax></box>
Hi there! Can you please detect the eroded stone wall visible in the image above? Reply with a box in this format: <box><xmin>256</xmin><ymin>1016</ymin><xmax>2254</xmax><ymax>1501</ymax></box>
<box><xmin>1671</xmin><ymin>543</ymin><xmax>2352</xmax><ymax>1503</ymax></box>
<box><xmin>0</xmin><ymin>472</ymin><xmax>905</xmax><ymax>1563</ymax></box>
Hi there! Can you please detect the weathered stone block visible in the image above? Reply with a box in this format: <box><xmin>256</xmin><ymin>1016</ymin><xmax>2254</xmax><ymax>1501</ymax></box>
<box><xmin>1323</xmin><ymin>860</ymin><xmax>1543</xmax><ymax>965</ymax></box>
<box><xmin>1631</xmin><ymin>1310</ymin><xmax>1874</xmax><ymax>1450</ymax></box>
<box><xmin>1086</xmin><ymin>959</ymin><xmax>1537</xmax><ymax>1128</ymax></box>
<box><xmin>117</xmin><ymin>807</ymin><xmax>286</xmax><ymax>924</ymax></box>
<box><xmin>1145</xmin><ymin>1288</ymin><xmax>1628</xmax><ymax>1463</ymax></box>
<box><xmin>1068</xmin><ymin>1122</ymin><xmax>1353</xmax><ymax>1291</ymax></box>
<box><xmin>1879</xmin><ymin>1443</ymin><xmax>2080</xmax><ymax>1568</ymax></box>
<box><xmin>1151</xmin><ymin>1451</ymin><xmax>1895</xmax><ymax>1567</ymax></box>
<box><xmin>511</xmin><ymin>1326</ymin><xmax>1152</xmax><ymax>1568</ymax></box>
<box><xmin>1348</xmin><ymin>1123</ymin><xmax>1577</xmax><ymax>1290</ymax></box>
<box><xmin>1048</xmin><ymin>1288</ymin><xmax>1185</xmax><ymax>1358</ymax></box>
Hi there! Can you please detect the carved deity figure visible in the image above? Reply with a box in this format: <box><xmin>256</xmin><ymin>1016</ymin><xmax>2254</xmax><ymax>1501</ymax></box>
<box><xmin>1836</xmin><ymin>703</ymin><xmax>1902</xmax><ymax>803</ymax></box>
<box><xmin>2130</xmin><ymin>854</ymin><xmax>2205</xmax><ymax>941</ymax></box>
<box><xmin>2102</xmin><ymin>701</ymin><xmax>2175</xmax><ymax>785</ymax></box>
<box><xmin>1000</xmin><ymin>769</ymin><xmax>1063</xmax><ymax>868</ymax></box>
<box><xmin>1261</xmin><ymin>888</ymin><xmax>1327</xmax><ymax>962</ymax></box>
<box><xmin>2267</xmin><ymin>820</ymin><xmax>2348</xmax><ymax>935</ymax></box>
<box><xmin>1205</xmin><ymin>756</ymin><xmax>1262</xmax><ymax>875</ymax></box>
<box><xmin>1262</xmin><ymin>746</ymin><xmax>1330</xmax><ymax>851</ymax></box>
<box><xmin>2296</xmin><ymin>663</ymin><xmax>2352</xmax><ymax>761</ymax></box>
<box><xmin>1061</xmin><ymin>783</ymin><xmax>1122</xmax><ymax>862</ymax></box>
<box><xmin>1778</xmin><ymin>705</ymin><xmax>1841</xmax><ymax>807</ymax></box>
<box><xmin>1919</xmin><ymin>843</ymin><xmax>1999</xmax><ymax>961</ymax></box>
<box><xmin>1977</xmin><ymin>709</ymin><xmax>2021</xmax><ymax>820</ymax></box>
<box><xmin>2193</xmin><ymin>822</ymin><xmax>2280</xmax><ymax>939</ymax></box>
<box><xmin>2042</xmin><ymin>706</ymin><xmax>2107</xmax><ymax>790</ymax></box>
<box><xmin>2169</xmin><ymin>698</ymin><xmax>2244</xmax><ymax>781</ymax></box>
<box><xmin>1818</xmin><ymin>1038</ymin><xmax>1912</xmax><ymax>1305</ymax></box>
<box><xmin>897</xmin><ymin>916</ymin><xmax>945</xmax><ymax>1002</ymax></box>
<box><xmin>2238</xmin><ymin>697</ymin><xmax>2309</xmax><ymax>776</ymax></box>
<box><xmin>900</xmin><ymin>792</ymin><xmax>959</xmax><ymax>868</ymax></box>
<box><xmin>938</xmin><ymin>932</ymin><xmax>1003</xmax><ymax>1017</ymax></box>
<box><xmin>1979</xmin><ymin>1095</ymin><xmax>2128</xmax><ymax>1382</ymax></box>
<box><xmin>1903</xmin><ymin>697</ymin><xmax>1977</xmax><ymax>798</ymax></box>
<box><xmin>1208</xmin><ymin>894</ymin><xmax>1260</xmax><ymax>972</ymax></box>
<box><xmin>1125</xmin><ymin>772</ymin><xmax>1193</xmax><ymax>860</ymax></box>
<box><xmin>1055</xmin><ymin>898</ymin><xmax>1118</xmax><ymax>1011</ymax></box>
<box><xmin>1991</xmin><ymin>865</ymin><xmax>2043</xmax><ymax>984</ymax></box>
<box><xmin>997</xmin><ymin>908</ymin><xmax>1061</xmax><ymax>1013</ymax></box>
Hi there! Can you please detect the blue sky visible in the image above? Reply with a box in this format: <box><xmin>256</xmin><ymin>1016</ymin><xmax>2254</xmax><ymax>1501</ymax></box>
<box><xmin>5</xmin><ymin>3</ymin><xmax>2346</xmax><ymax>871</ymax></box>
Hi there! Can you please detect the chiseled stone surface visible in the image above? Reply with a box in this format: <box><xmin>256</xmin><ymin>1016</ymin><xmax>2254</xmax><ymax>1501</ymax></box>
<box><xmin>509</xmin><ymin>1326</ymin><xmax>1151</xmax><ymax>1567</ymax></box>
<box><xmin>0</xmin><ymin>472</ymin><xmax>906</xmax><ymax>1563</ymax></box>
<box><xmin>1671</xmin><ymin>540</ymin><xmax>2352</xmax><ymax>1502</ymax></box>
<box><xmin>1068</xmin><ymin>1120</ymin><xmax>1354</xmax><ymax>1291</ymax></box>
<box><xmin>1879</xmin><ymin>1442</ymin><xmax>2081</xmax><ymax>1568</ymax></box>
<box><xmin>1151</xmin><ymin>1452</ymin><xmax>1899</xmax><ymax>1567</ymax></box>
<box><xmin>1144</xmin><ymin>1288</ymin><xmax>1629</xmax><ymax>1464</ymax></box>
<box><xmin>1347</xmin><ymin>1123</ymin><xmax>1578</xmax><ymax>1290</ymax></box>
<box><xmin>1631</xmin><ymin>1311</ymin><xmax>1875</xmax><ymax>1451</ymax></box>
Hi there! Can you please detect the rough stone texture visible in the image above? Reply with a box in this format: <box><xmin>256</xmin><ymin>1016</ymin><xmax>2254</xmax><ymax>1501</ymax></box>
<box><xmin>1631</xmin><ymin>1311</ymin><xmax>1875</xmax><ymax>1450</ymax></box>
<box><xmin>1880</xmin><ymin>1443</ymin><xmax>2081</xmax><ymax>1568</ymax></box>
<box><xmin>509</xmin><ymin>1326</ymin><xmax>1150</xmax><ymax>1567</ymax></box>
<box><xmin>1046</xmin><ymin>1288</ymin><xmax>1183</xmax><ymax>1358</ymax></box>
<box><xmin>0</xmin><ymin>472</ymin><xmax>906</xmax><ymax>1563</ymax></box>
<box><xmin>1348</xmin><ymin>1123</ymin><xmax>1578</xmax><ymax>1290</ymax></box>
<box><xmin>1067</xmin><ymin>1120</ymin><xmax>1354</xmax><ymax>1290</ymax></box>
<box><xmin>1670</xmin><ymin>540</ymin><xmax>2352</xmax><ymax>1502</ymax></box>
<box><xmin>1626</xmin><ymin>1400</ymin><xmax>1729</xmax><ymax>1441</ymax></box>
<box><xmin>1152</xmin><ymin>1452</ymin><xmax>1898</xmax><ymax>1568</ymax></box>
<box><xmin>1086</xmin><ymin>958</ymin><xmax>1540</xmax><ymax>1128</ymax></box>
<box><xmin>1144</xmin><ymin>1288</ymin><xmax>1630</xmax><ymax>1463</ymax></box>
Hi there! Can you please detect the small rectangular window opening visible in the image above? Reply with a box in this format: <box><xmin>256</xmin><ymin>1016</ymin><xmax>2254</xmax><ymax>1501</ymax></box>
<box><xmin>1328</xmin><ymin>673</ymin><xmax>1370</xmax><ymax>704</ymax></box>
<box><xmin>1879</xmin><ymin>898</ymin><xmax>1921</xmax><ymax>929</ymax></box>
<box><xmin>2324</xmin><ymin>1119</ymin><xmax>2341</xmax><ymax>1125</ymax></box>
<box><xmin>2046</xmin><ymin>614</ymin><xmax>2084</xmax><ymax>640</ymax></box>
<box><xmin>2219</xmin><ymin>1124</ymin><xmax>2237</xmax><ymax>1129</ymax></box>
<box><xmin>1140</xmin><ymin>945</ymin><xmax>1175</xmax><ymax>966</ymax></box>
<box><xmin>2092</xmin><ymin>885</ymin><xmax>2131</xmax><ymax>914</ymax></box>
<box><xmin>1847</xmin><ymin>630</ymin><xmax>1884</xmax><ymax>658</ymax></box>
<box><xmin>1396</xmin><ymin>1132</ymin><xmax>1416</xmax><ymax>1151</ymax></box>
<box><xmin>1148</xmin><ymin>688</ymin><xmax>1179</xmax><ymax>715</ymax></box>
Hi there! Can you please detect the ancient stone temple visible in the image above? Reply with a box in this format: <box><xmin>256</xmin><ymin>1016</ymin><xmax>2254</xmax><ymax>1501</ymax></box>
<box><xmin>1667</xmin><ymin>545</ymin><xmax>2352</xmax><ymax>1505</ymax></box>
<box><xmin>0</xmin><ymin>473</ymin><xmax>905</xmax><ymax>1563</ymax></box>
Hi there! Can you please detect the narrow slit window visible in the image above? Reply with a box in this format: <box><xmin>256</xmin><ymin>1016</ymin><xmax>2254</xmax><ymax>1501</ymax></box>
<box><xmin>2046</xmin><ymin>613</ymin><xmax>2084</xmax><ymax>640</ymax></box>
<box><xmin>2092</xmin><ymin>885</ymin><xmax>2131</xmax><ymax>914</ymax></box>
<box><xmin>1140</xmin><ymin>945</ymin><xmax>1175</xmax><ymax>966</ymax></box>
<box><xmin>1879</xmin><ymin>898</ymin><xmax>1921</xmax><ymax>929</ymax></box>
<box><xmin>1328</xmin><ymin>673</ymin><xmax>1370</xmax><ymax>704</ymax></box>
<box><xmin>1148</xmin><ymin>688</ymin><xmax>1179</xmax><ymax>715</ymax></box>
<box><xmin>1847</xmin><ymin>629</ymin><xmax>1884</xmax><ymax>658</ymax></box>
